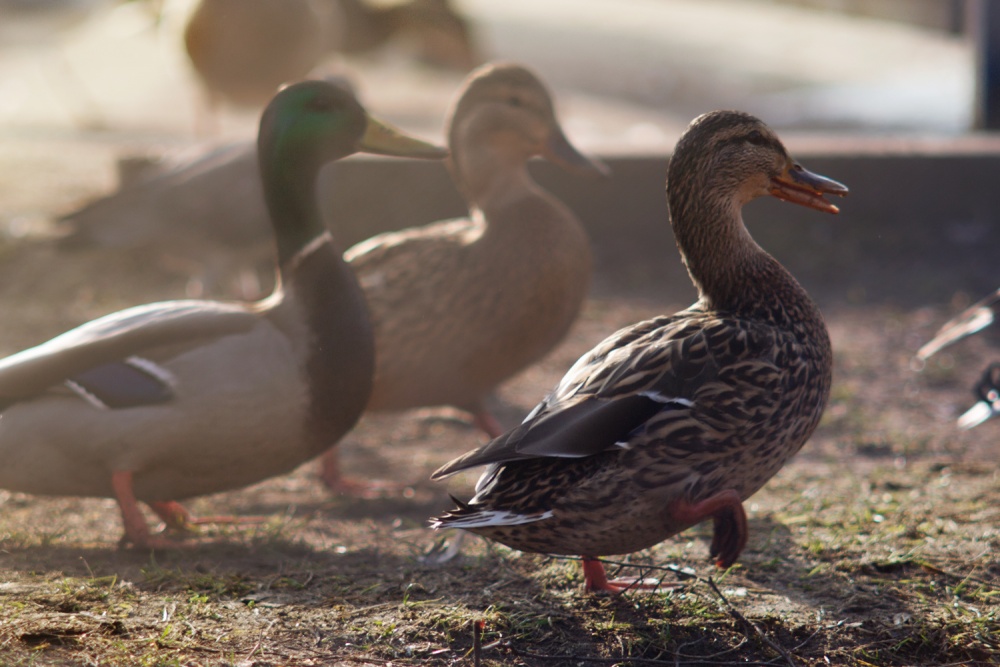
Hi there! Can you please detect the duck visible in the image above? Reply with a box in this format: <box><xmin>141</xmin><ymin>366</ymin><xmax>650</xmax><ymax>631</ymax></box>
<box><xmin>182</xmin><ymin>0</ymin><xmax>332</xmax><ymax>123</ymax></box>
<box><xmin>917</xmin><ymin>288</ymin><xmax>1000</xmax><ymax>428</ymax></box>
<box><xmin>323</xmin><ymin>0</ymin><xmax>479</xmax><ymax>72</ymax></box>
<box><xmin>0</xmin><ymin>80</ymin><xmax>446</xmax><ymax>549</ymax></box>
<box><xmin>316</xmin><ymin>62</ymin><xmax>607</xmax><ymax>491</ymax></box>
<box><xmin>430</xmin><ymin>110</ymin><xmax>847</xmax><ymax>593</ymax></box>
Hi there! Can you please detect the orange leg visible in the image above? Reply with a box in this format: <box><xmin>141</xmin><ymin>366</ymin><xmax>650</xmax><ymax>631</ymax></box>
<box><xmin>111</xmin><ymin>471</ymin><xmax>183</xmax><ymax>549</ymax></box>
<box><xmin>671</xmin><ymin>489</ymin><xmax>747</xmax><ymax>568</ymax></box>
<box><xmin>317</xmin><ymin>448</ymin><xmax>406</xmax><ymax>498</ymax></box>
<box><xmin>148</xmin><ymin>501</ymin><xmax>265</xmax><ymax>532</ymax></box>
<box><xmin>580</xmin><ymin>557</ymin><xmax>668</xmax><ymax>593</ymax></box>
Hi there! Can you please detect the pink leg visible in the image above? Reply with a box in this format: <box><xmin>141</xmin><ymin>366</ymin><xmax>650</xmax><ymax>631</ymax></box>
<box><xmin>111</xmin><ymin>471</ymin><xmax>182</xmax><ymax>549</ymax></box>
<box><xmin>671</xmin><ymin>489</ymin><xmax>747</xmax><ymax>568</ymax></box>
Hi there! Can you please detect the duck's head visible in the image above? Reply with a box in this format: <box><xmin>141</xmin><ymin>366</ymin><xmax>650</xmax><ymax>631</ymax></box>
<box><xmin>257</xmin><ymin>80</ymin><xmax>447</xmax><ymax>262</ymax></box>
<box><xmin>446</xmin><ymin>62</ymin><xmax>607</xmax><ymax>191</ymax></box>
<box><xmin>668</xmin><ymin>110</ymin><xmax>847</xmax><ymax>217</ymax></box>
<box><xmin>259</xmin><ymin>79</ymin><xmax>447</xmax><ymax>179</ymax></box>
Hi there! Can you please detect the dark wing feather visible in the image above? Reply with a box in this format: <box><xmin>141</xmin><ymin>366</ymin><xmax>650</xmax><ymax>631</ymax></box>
<box><xmin>67</xmin><ymin>357</ymin><xmax>175</xmax><ymax>408</ymax></box>
<box><xmin>432</xmin><ymin>310</ymin><xmax>721</xmax><ymax>480</ymax></box>
<box><xmin>431</xmin><ymin>393</ymin><xmax>665</xmax><ymax>478</ymax></box>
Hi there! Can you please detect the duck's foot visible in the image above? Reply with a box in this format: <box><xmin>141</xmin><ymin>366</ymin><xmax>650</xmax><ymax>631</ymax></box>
<box><xmin>671</xmin><ymin>490</ymin><xmax>747</xmax><ymax>568</ymax></box>
<box><xmin>148</xmin><ymin>501</ymin><xmax>266</xmax><ymax>533</ymax></box>
<box><xmin>581</xmin><ymin>557</ymin><xmax>674</xmax><ymax>594</ymax></box>
<box><xmin>112</xmin><ymin>471</ymin><xmax>188</xmax><ymax>550</ymax></box>
<box><xmin>317</xmin><ymin>451</ymin><xmax>407</xmax><ymax>498</ymax></box>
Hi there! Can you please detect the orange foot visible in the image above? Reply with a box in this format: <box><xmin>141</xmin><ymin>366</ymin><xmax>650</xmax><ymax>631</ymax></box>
<box><xmin>148</xmin><ymin>501</ymin><xmax>266</xmax><ymax>532</ymax></box>
<box><xmin>580</xmin><ymin>557</ymin><xmax>674</xmax><ymax>593</ymax></box>
<box><xmin>112</xmin><ymin>471</ymin><xmax>187</xmax><ymax>549</ymax></box>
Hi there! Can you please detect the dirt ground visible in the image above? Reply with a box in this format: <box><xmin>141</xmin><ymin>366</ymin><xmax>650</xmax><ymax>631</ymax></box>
<box><xmin>0</xmin><ymin>138</ymin><xmax>999</xmax><ymax>667</ymax></box>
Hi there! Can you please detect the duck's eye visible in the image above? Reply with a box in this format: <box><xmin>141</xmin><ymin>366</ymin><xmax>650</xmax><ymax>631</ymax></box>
<box><xmin>746</xmin><ymin>130</ymin><xmax>767</xmax><ymax>146</ymax></box>
<box><xmin>508</xmin><ymin>95</ymin><xmax>523</xmax><ymax>108</ymax></box>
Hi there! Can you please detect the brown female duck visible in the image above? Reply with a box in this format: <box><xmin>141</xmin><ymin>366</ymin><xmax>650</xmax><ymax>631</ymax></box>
<box><xmin>324</xmin><ymin>0</ymin><xmax>479</xmax><ymax>71</ymax></box>
<box><xmin>318</xmin><ymin>62</ymin><xmax>606</xmax><ymax>491</ymax></box>
<box><xmin>183</xmin><ymin>0</ymin><xmax>330</xmax><ymax>119</ymax></box>
<box><xmin>431</xmin><ymin>110</ymin><xmax>847</xmax><ymax>592</ymax></box>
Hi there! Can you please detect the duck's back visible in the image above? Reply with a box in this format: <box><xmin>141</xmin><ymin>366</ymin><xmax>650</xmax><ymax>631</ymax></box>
<box><xmin>349</xmin><ymin>190</ymin><xmax>592</xmax><ymax>414</ymax></box>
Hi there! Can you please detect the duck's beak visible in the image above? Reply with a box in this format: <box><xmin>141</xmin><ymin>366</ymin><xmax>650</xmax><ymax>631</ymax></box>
<box><xmin>360</xmin><ymin>115</ymin><xmax>449</xmax><ymax>159</ymax></box>
<box><xmin>769</xmin><ymin>160</ymin><xmax>848</xmax><ymax>214</ymax></box>
<box><xmin>544</xmin><ymin>127</ymin><xmax>610</xmax><ymax>178</ymax></box>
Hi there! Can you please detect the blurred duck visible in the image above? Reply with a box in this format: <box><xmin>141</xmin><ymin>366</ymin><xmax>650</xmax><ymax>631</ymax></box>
<box><xmin>182</xmin><ymin>0</ymin><xmax>331</xmax><ymax>124</ymax></box>
<box><xmin>180</xmin><ymin>0</ymin><xmax>477</xmax><ymax>128</ymax></box>
<box><xmin>317</xmin><ymin>62</ymin><xmax>607</xmax><ymax>491</ymax></box>
<box><xmin>918</xmin><ymin>288</ymin><xmax>1000</xmax><ymax>428</ymax></box>
<box><xmin>431</xmin><ymin>110</ymin><xmax>847</xmax><ymax>592</ymax></box>
<box><xmin>324</xmin><ymin>0</ymin><xmax>479</xmax><ymax>71</ymax></box>
<box><xmin>0</xmin><ymin>81</ymin><xmax>446</xmax><ymax>548</ymax></box>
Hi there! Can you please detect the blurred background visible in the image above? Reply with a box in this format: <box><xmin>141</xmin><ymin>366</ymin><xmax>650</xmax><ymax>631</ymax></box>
<box><xmin>0</xmin><ymin>0</ymin><xmax>978</xmax><ymax>141</ymax></box>
<box><xmin>0</xmin><ymin>0</ymin><xmax>993</xmax><ymax>312</ymax></box>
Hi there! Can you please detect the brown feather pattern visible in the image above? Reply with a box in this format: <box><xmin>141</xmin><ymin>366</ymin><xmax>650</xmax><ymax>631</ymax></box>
<box><xmin>432</xmin><ymin>110</ymin><xmax>839</xmax><ymax>565</ymax></box>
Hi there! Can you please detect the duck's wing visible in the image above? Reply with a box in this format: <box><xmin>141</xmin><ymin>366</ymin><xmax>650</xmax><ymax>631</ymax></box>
<box><xmin>0</xmin><ymin>300</ymin><xmax>259</xmax><ymax>404</ymax></box>
<box><xmin>918</xmin><ymin>288</ymin><xmax>1000</xmax><ymax>360</ymax></box>
<box><xmin>433</xmin><ymin>309</ymin><xmax>789</xmax><ymax>479</ymax></box>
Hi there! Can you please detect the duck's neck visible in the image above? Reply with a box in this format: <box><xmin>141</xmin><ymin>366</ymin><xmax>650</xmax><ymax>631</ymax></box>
<box><xmin>259</xmin><ymin>148</ymin><xmax>374</xmax><ymax>444</ymax></box>
<box><xmin>669</xmin><ymin>182</ymin><xmax>800</xmax><ymax>318</ymax></box>
<box><xmin>259</xmin><ymin>154</ymin><xmax>328</xmax><ymax>267</ymax></box>
<box><xmin>452</xmin><ymin>146</ymin><xmax>542</xmax><ymax>220</ymax></box>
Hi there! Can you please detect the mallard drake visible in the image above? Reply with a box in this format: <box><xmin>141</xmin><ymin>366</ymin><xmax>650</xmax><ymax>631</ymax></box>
<box><xmin>183</xmin><ymin>0</ymin><xmax>331</xmax><ymax>117</ymax></box>
<box><xmin>918</xmin><ymin>288</ymin><xmax>1000</xmax><ymax>428</ymax></box>
<box><xmin>431</xmin><ymin>110</ymin><xmax>847</xmax><ymax>592</ymax></box>
<box><xmin>317</xmin><ymin>62</ymin><xmax>606</xmax><ymax>490</ymax></box>
<box><xmin>0</xmin><ymin>80</ymin><xmax>446</xmax><ymax>548</ymax></box>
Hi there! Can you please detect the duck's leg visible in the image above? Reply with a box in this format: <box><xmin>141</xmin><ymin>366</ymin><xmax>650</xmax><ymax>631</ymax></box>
<box><xmin>317</xmin><ymin>449</ymin><xmax>405</xmax><ymax>498</ymax></box>
<box><xmin>111</xmin><ymin>471</ymin><xmax>182</xmax><ymax>550</ymax></box>
<box><xmin>671</xmin><ymin>490</ymin><xmax>747</xmax><ymax>568</ymax></box>
<box><xmin>580</xmin><ymin>557</ymin><xmax>667</xmax><ymax>593</ymax></box>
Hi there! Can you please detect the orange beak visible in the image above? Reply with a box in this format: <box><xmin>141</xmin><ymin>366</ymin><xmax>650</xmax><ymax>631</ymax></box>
<box><xmin>769</xmin><ymin>161</ymin><xmax>848</xmax><ymax>214</ymax></box>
